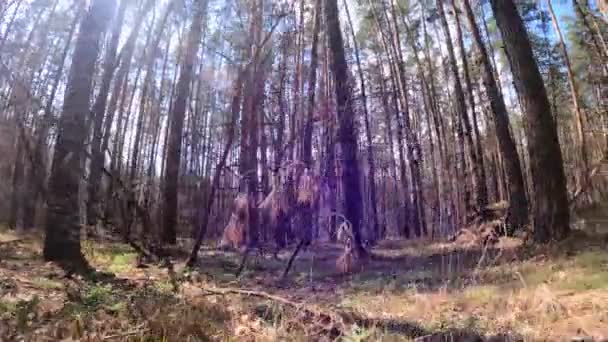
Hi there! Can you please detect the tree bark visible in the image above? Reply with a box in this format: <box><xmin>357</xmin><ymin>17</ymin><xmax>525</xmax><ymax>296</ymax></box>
<box><xmin>162</xmin><ymin>0</ymin><xmax>206</xmax><ymax>244</ymax></box>
<box><xmin>43</xmin><ymin>0</ymin><xmax>115</xmax><ymax>269</ymax></box>
<box><xmin>462</xmin><ymin>0</ymin><xmax>528</xmax><ymax>231</ymax></box>
<box><xmin>325</xmin><ymin>0</ymin><xmax>366</xmax><ymax>255</ymax></box>
<box><xmin>489</xmin><ymin>0</ymin><xmax>570</xmax><ymax>242</ymax></box>
<box><xmin>343</xmin><ymin>0</ymin><xmax>379</xmax><ymax>241</ymax></box>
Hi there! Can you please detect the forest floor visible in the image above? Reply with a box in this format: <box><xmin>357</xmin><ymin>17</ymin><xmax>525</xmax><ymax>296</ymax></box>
<box><xmin>1</xmin><ymin>206</ymin><xmax>607</xmax><ymax>341</ymax></box>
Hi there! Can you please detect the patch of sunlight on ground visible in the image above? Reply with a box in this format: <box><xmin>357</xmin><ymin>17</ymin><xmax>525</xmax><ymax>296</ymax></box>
<box><xmin>82</xmin><ymin>240</ymin><xmax>138</xmax><ymax>274</ymax></box>
<box><xmin>336</xmin><ymin>245</ymin><xmax>608</xmax><ymax>339</ymax></box>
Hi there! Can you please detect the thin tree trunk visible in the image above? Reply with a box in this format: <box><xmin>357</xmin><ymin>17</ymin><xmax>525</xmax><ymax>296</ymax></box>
<box><xmin>452</xmin><ymin>0</ymin><xmax>488</xmax><ymax>209</ymax></box>
<box><xmin>87</xmin><ymin>0</ymin><xmax>129</xmax><ymax>226</ymax></box>
<box><xmin>343</xmin><ymin>0</ymin><xmax>379</xmax><ymax>241</ymax></box>
<box><xmin>437</xmin><ymin>0</ymin><xmax>481</xmax><ymax>220</ymax></box>
<box><xmin>187</xmin><ymin>70</ymin><xmax>244</xmax><ymax>267</ymax></box>
<box><xmin>162</xmin><ymin>0</ymin><xmax>206</xmax><ymax>244</ymax></box>
<box><xmin>130</xmin><ymin>0</ymin><xmax>176</xmax><ymax>183</ymax></box>
<box><xmin>302</xmin><ymin>0</ymin><xmax>321</xmax><ymax>168</ymax></box>
<box><xmin>22</xmin><ymin>8</ymin><xmax>81</xmax><ymax>231</ymax></box>
<box><xmin>0</xmin><ymin>0</ymin><xmax>23</xmax><ymax>55</ymax></box>
<box><xmin>547</xmin><ymin>0</ymin><xmax>589</xmax><ymax>177</ymax></box>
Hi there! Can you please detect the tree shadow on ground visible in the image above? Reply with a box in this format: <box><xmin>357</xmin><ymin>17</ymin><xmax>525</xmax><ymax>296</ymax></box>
<box><xmin>195</xmin><ymin>228</ymin><xmax>608</xmax><ymax>297</ymax></box>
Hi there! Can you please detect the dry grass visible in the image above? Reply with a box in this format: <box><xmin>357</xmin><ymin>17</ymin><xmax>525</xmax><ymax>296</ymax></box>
<box><xmin>1</xmin><ymin>226</ymin><xmax>608</xmax><ymax>341</ymax></box>
<box><xmin>336</xmin><ymin>240</ymin><xmax>608</xmax><ymax>340</ymax></box>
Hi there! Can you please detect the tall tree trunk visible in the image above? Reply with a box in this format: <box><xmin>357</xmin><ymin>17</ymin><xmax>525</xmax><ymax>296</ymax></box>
<box><xmin>325</xmin><ymin>0</ymin><xmax>366</xmax><ymax>255</ymax></box>
<box><xmin>343</xmin><ymin>0</ymin><xmax>379</xmax><ymax>241</ymax></box>
<box><xmin>546</xmin><ymin>0</ymin><xmax>589</xmax><ymax>177</ymax></box>
<box><xmin>87</xmin><ymin>0</ymin><xmax>129</xmax><ymax>227</ymax></box>
<box><xmin>0</xmin><ymin>0</ymin><xmax>23</xmax><ymax>55</ymax></box>
<box><xmin>129</xmin><ymin>1</ymin><xmax>167</xmax><ymax>183</ymax></box>
<box><xmin>489</xmin><ymin>0</ymin><xmax>570</xmax><ymax>242</ymax></box>
<box><xmin>452</xmin><ymin>1</ymin><xmax>488</xmax><ymax>209</ymax></box>
<box><xmin>368</xmin><ymin>1</ymin><xmax>411</xmax><ymax>238</ymax></box>
<box><xmin>462</xmin><ymin>0</ymin><xmax>528</xmax><ymax>231</ymax></box>
<box><xmin>302</xmin><ymin>0</ymin><xmax>321</xmax><ymax>168</ymax></box>
<box><xmin>162</xmin><ymin>0</ymin><xmax>206</xmax><ymax>244</ymax></box>
<box><xmin>187</xmin><ymin>70</ymin><xmax>244</xmax><ymax>267</ymax></box>
<box><xmin>22</xmin><ymin>2</ymin><xmax>81</xmax><ymax>231</ymax></box>
<box><xmin>437</xmin><ymin>0</ymin><xmax>482</xmax><ymax>218</ymax></box>
<box><xmin>43</xmin><ymin>0</ymin><xmax>115</xmax><ymax>269</ymax></box>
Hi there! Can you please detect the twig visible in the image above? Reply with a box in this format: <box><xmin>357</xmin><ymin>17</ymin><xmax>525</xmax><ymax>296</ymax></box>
<box><xmin>103</xmin><ymin>328</ymin><xmax>149</xmax><ymax>340</ymax></box>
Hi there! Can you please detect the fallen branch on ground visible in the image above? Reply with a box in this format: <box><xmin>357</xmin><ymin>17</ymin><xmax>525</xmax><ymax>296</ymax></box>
<box><xmin>103</xmin><ymin>326</ymin><xmax>148</xmax><ymax>340</ymax></box>
<box><xmin>198</xmin><ymin>285</ymin><xmax>428</xmax><ymax>338</ymax></box>
<box><xmin>0</xmin><ymin>239</ymin><xmax>24</xmax><ymax>246</ymax></box>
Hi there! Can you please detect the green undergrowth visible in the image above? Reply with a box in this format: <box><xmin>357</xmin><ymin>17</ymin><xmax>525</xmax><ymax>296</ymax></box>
<box><xmin>82</xmin><ymin>240</ymin><xmax>138</xmax><ymax>274</ymax></box>
<box><xmin>2</xmin><ymin>229</ymin><xmax>608</xmax><ymax>340</ymax></box>
<box><xmin>336</xmin><ymin>244</ymin><xmax>608</xmax><ymax>339</ymax></box>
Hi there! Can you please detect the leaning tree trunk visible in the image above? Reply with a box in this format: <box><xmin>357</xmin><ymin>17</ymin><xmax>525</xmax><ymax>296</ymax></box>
<box><xmin>162</xmin><ymin>0</ymin><xmax>206</xmax><ymax>245</ymax></box>
<box><xmin>437</xmin><ymin>0</ymin><xmax>484</xmax><ymax>218</ymax></box>
<box><xmin>462</xmin><ymin>0</ymin><xmax>528</xmax><ymax>231</ymax></box>
<box><xmin>452</xmin><ymin>1</ymin><xmax>488</xmax><ymax>210</ymax></box>
<box><xmin>546</xmin><ymin>0</ymin><xmax>589</xmax><ymax>179</ymax></box>
<box><xmin>325</xmin><ymin>0</ymin><xmax>366</xmax><ymax>256</ymax></box>
<box><xmin>86</xmin><ymin>0</ymin><xmax>129</xmax><ymax>227</ymax></box>
<box><xmin>130</xmin><ymin>0</ymin><xmax>173</xmax><ymax>183</ymax></box>
<box><xmin>22</xmin><ymin>3</ymin><xmax>81</xmax><ymax>231</ymax></box>
<box><xmin>489</xmin><ymin>0</ymin><xmax>570</xmax><ymax>242</ymax></box>
<box><xmin>187</xmin><ymin>70</ymin><xmax>244</xmax><ymax>267</ymax></box>
<box><xmin>43</xmin><ymin>0</ymin><xmax>115</xmax><ymax>270</ymax></box>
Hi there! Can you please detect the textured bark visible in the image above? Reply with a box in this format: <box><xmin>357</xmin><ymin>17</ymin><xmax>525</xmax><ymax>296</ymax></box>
<box><xmin>462</xmin><ymin>0</ymin><xmax>528</xmax><ymax>231</ymax></box>
<box><xmin>43</xmin><ymin>0</ymin><xmax>115</xmax><ymax>268</ymax></box>
<box><xmin>489</xmin><ymin>0</ymin><xmax>570</xmax><ymax>242</ymax></box>
<box><xmin>162</xmin><ymin>0</ymin><xmax>206</xmax><ymax>244</ymax></box>
<box><xmin>325</xmin><ymin>0</ymin><xmax>366</xmax><ymax>255</ymax></box>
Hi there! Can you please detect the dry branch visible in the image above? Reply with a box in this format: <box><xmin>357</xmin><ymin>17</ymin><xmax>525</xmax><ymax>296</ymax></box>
<box><xmin>199</xmin><ymin>285</ymin><xmax>428</xmax><ymax>338</ymax></box>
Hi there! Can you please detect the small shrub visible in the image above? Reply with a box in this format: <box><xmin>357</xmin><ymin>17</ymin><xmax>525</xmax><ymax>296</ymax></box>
<box><xmin>0</xmin><ymin>300</ymin><xmax>17</xmax><ymax>318</ymax></box>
